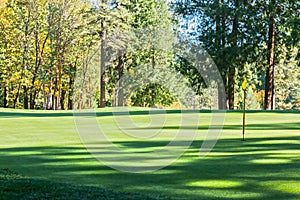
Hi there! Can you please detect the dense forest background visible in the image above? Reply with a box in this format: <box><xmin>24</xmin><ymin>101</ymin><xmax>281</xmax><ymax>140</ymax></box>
<box><xmin>0</xmin><ymin>0</ymin><xmax>299</xmax><ymax>110</ymax></box>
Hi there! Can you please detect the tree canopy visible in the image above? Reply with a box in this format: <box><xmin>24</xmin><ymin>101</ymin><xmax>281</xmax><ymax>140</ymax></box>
<box><xmin>0</xmin><ymin>0</ymin><xmax>299</xmax><ymax>110</ymax></box>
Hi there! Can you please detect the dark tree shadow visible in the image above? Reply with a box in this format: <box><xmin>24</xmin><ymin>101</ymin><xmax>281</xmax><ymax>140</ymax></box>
<box><xmin>1</xmin><ymin>109</ymin><xmax>299</xmax><ymax>118</ymax></box>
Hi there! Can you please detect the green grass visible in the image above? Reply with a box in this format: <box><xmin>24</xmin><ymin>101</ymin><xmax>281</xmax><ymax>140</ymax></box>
<box><xmin>0</xmin><ymin>108</ymin><xmax>300</xmax><ymax>199</ymax></box>
<box><xmin>0</xmin><ymin>169</ymin><xmax>161</xmax><ymax>200</ymax></box>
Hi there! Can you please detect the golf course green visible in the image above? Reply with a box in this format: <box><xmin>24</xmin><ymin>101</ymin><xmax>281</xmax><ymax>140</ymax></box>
<box><xmin>0</xmin><ymin>108</ymin><xmax>299</xmax><ymax>199</ymax></box>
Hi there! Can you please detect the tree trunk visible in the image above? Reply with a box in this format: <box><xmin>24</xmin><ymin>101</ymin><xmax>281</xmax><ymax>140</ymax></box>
<box><xmin>30</xmin><ymin>5</ymin><xmax>40</xmax><ymax>110</ymax></box>
<box><xmin>53</xmin><ymin>85</ymin><xmax>57</xmax><ymax>110</ymax></box>
<box><xmin>215</xmin><ymin>0</ymin><xmax>221</xmax><ymax>48</ymax></box>
<box><xmin>52</xmin><ymin>94</ymin><xmax>56</xmax><ymax>110</ymax></box>
<box><xmin>54</xmin><ymin>77</ymin><xmax>58</xmax><ymax>110</ymax></box>
<box><xmin>221</xmin><ymin>0</ymin><xmax>225</xmax><ymax>47</ymax></box>
<box><xmin>216</xmin><ymin>0</ymin><xmax>227</xmax><ymax>110</ymax></box>
<box><xmin>4</xmin><ymin>86</ymin><xmax>8</xmax><ymax>108</ymax></box>
<box><xmin>14</xmin><ymin>69</ymin><xmax>25</xmax><ymax>109</ymax></box>
<box><xmin>218</xmin><ymin>87</ymin><xmax>226</xmax><ymax>110</ymax></box>
<box><xmin>23</xmin><ymin>86</ymin><xmax>29</xmax><ymax>109</ymax></box>
<box><xmin>227</xmin><ymin>0</ymin><xmax>239</xmax><ymax>110</ymax></box>
<box><xmin>47</xmin><ymin>80</ymin><xmax>53</xmax><ymax>110</ymax></box>
<box><xmin>30</xmin><ymin>15</ymin><xmax>49</xmax><ymax>109</ymax></box>
<box><xmin>13</xmin><ymin>89</ymin><xmax>20</xmax><ymax>109</ymax></box>
<box><xmin>57</xmin><ymin>56</ymin><xmax>63</xmax><ymax>110</ymax></box>
<box><xmin>29</xmin><ymin>92</ymin><xmax>35</xmax><ymax>109</ymax></box>
<box><xmin>61</xmin><ymin>88</ymin><xmax>65</xmax><ymax>110</ymax></box>
<box><xmin>117</xmin><ymin>51</ymin><xmax>124</xmax><ymax>106</ymax></box>
<box><xmin>99</xmin><ymin>21</ymin><xmax>106</xmax><ymax>108</ymax></box>
<box><xmin>14</xmin><ymin>6</ymin><xmax>31</xmax><ymax>109</ymax></box>
<box><xmin>30</xmin><ymin>89</ymin><xmax>38</xmax><ymax>109</ymax></box>
<box><xmin>68</xmin><ymin>76</ymin><xmax>74</xmax><ymax>110</ymax></box>
<box><xmin>42</xmin><ymin>83</ymin><xmax>47</xmax><ymax>110</ymax></box>
<box><xmin>228</xmin><ymin>66</ymin><xmax>235</xmax><ymax>110</ymax></box>
<box><xmin>14</xmin><ymin>46</ymin><xmax>27</xmax><ymax>109</ymax></box>
<box><xmin>264</xmin><ymin>3</ymin><xmax>276</xmax><ymax>110</ymax></box>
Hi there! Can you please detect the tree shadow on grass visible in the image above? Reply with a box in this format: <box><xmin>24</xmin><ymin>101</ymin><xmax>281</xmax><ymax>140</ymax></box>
<box><xmin>0</xmin><ymin>136</ymin><xmax>300</xmax><ymax>199</ymax></box>
<box><xmin>0</xmin><ymin>110</ymin><xmax>190</xmax><ymax>118</ymax></box>
<box><xmin>0</xmin><ymin>110</ymin><xmax>200</xmax><ymax>118</ymax></box>
<box><xmin>0</xmin><ymin>169</ymin><xmax>161</xmax><ymax>200</ymax></box>
<box><xmin>127</xmin><ymin>122</ymin><xmax>300</xmax><ymax>130</ymax></box>
<box><xmin>0</xmin><ymin>109</ymin><xmax>299</xmax><ymax>118</ymax></box>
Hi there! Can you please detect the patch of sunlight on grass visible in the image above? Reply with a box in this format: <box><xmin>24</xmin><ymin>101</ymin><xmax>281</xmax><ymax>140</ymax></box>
<box><xmin>115</xmin><ymin>145</ymin><xmax>163</xmax><ymax>153</ymax></box>
<box><xmin>266</xmin><ymin>154</ymin><xmax>300</xmax><ymax>158</ymax></box>
<box><xmin>254</xmin><ymin>140</ymin><xmax>300</xmax><ymax>144</ymax></box>
<box><xmin>206</xmin><ymin>152</ymin><xmax>234</xmax><ymax>156</ymax></box>
<box><xmin>2</xmin><ymin>151</ymin><xmax>43</xmax><ymax>156</ymax></box>
<box><xmin>187</xmin><ymin>180</ymin><xmax>243</xmax><ymax>188</ymax></box>
<box><xmin>208</xmin><ymin>190</ymin><xmax>262</xmax><ymax>199</ymax></box>
<box><xmin>58</xmin><ymin>170</ymin><xmax>119</xmax><ymax>175</ymax></box>
<box><xmin>250</xmin><ymin>158</ymin><xmax>291</xmax><ymax>164</ymax></box>
<box><xmin>152</xmin><ymin>170</ymin><xmax>182</xmax><ymax>174</ymax></box>
<box><xmin>261</xmin><ymin>181</ymin><xmax>300</xmax><ymax>195</ymax></box>
<box><xmin>197</xmin><ymin>150</ymin><xmax>300</xmax><ymax>157</ymax></box>
<box><xmin>234</xmin><ymin>172</ymin><xmax>295</xmax><ymax>178</ymax></box>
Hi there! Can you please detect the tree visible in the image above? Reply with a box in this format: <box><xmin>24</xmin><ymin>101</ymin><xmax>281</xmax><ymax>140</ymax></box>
<box><xmin>173</xmin><ymin>0</ymin><xmax>253</xmax><ymax>110</ymax></box>
<box><xmin>0</xmin><ymin>0</ymin><xmax>35</xmax><ymax>109</ymax></box>
<box><xmin>174</xmin><ymin>0</ymin><xmax>299</xmax><ymax>110</ymax></box>
<box><xmin>96</xmin><ymin>0</ymin><xmax>177</xmax><ymax>108</ymax></box>
<box><xmin>249</xmin><ymin>0</ymin><xmax>300</xmax><ymax>110</ymax></box>
<box><xmin>275</xmin><ymin>47</ymin><xmax>300</xmax><ymax>110</ymax></box>
<box><xmin>0</xmin><ymin>0</ymin><xmax>95</xmax><ymax>110</ymax></box>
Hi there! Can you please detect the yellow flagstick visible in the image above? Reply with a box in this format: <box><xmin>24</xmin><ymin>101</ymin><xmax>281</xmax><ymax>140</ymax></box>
<box><xmin>242</xmin><ymin>78</ymin><xmax>248</xmax><ymax>141</ymax></box>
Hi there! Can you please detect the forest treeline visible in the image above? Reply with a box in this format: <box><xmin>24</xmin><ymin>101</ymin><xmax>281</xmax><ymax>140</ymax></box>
<box><xmin>0</xmin><ymin>0</ymin><xmax>299</xmax><ymax>110</ymax></box>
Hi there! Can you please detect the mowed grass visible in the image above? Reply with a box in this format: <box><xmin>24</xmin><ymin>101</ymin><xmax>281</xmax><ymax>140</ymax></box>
<box><xmin>0</xmin><ymin>108</ymin><xmax>300</xmax><ymax>199</ymax></box>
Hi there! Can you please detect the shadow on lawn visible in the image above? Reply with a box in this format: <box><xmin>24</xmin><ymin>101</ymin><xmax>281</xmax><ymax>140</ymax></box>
<box><xmin>0</xmin><ymin>169</ymin><xmax>161</xmax><ymax>200</ymax></box>
<box><xmin>0</xmin><ymin>109</ymin><xmax>299</xmax><ymax>118</ymax></box>
<box><xmin>0</xmin><ymin>110</ymin><xmax>197</xmax><ymax>118</ymax></box>
<box><xmin>128</xmin><ymin>122</ymin><xmax>300</xmax><ymax>130</ymax></box>
<box><xmin>0</xmin><ymin>136</ymin><xmax>300</xmax><ymax>199</ymax></box>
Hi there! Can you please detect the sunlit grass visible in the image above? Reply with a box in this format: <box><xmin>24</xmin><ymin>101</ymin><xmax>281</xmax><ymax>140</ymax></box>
<box><xmin>261</xmin><ymin>181</ymin><xmax>300</xmax><ymax>195</ymax></box>
<box><xmin>250</xmin><ymin>159</ymin><xmax>292</xmax><ymax>164</ymax></box>
<box><xmin>187</xmin><ymin>180</ymin><xmax>243</xmax><ymax>188</ymax></box>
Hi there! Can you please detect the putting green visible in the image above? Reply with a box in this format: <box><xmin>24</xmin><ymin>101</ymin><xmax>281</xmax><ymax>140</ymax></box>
<box><xmin>0</xmin><ymin>108</ymin><xmax>299</xmax><ymax>199</ymax></box>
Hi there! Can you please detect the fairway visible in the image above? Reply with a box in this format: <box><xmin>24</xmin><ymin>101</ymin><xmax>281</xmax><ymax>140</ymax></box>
<box><xmin>0</xmin><ymin>109</ymin><xmax>300</xmax><ymax>199</ymax></box>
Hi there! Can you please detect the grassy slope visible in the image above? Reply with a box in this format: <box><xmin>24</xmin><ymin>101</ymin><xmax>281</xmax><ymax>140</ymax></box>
<box><xmin>0</xmin><ymin>108</ymin><xmax>299</xmax><ymax>199</ymax></box>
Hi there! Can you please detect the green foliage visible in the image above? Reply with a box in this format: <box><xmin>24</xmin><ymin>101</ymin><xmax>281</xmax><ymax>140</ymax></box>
<box><xmin>0</xmin><ymin>0</ymin><xmax>299</xmax><ymax>110</ymax></box>
<box><xmin>103</xmin><ymin>0</ymin><xmax>177</xmax><ymax>108</ymax></box>
<box><xmin>0</xmin><ymin>0</ymin><xmax>95</xmax><ymax>110</ymax></box>
<box><xmin>173</xmin><ymin>0</ymin><xmax>300</xmax><ymax>110</ymax></box>
<box><xmin>275</xmin><ymin>47</ymin><xmax>300</xmax><ymax>110</ymax></box>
